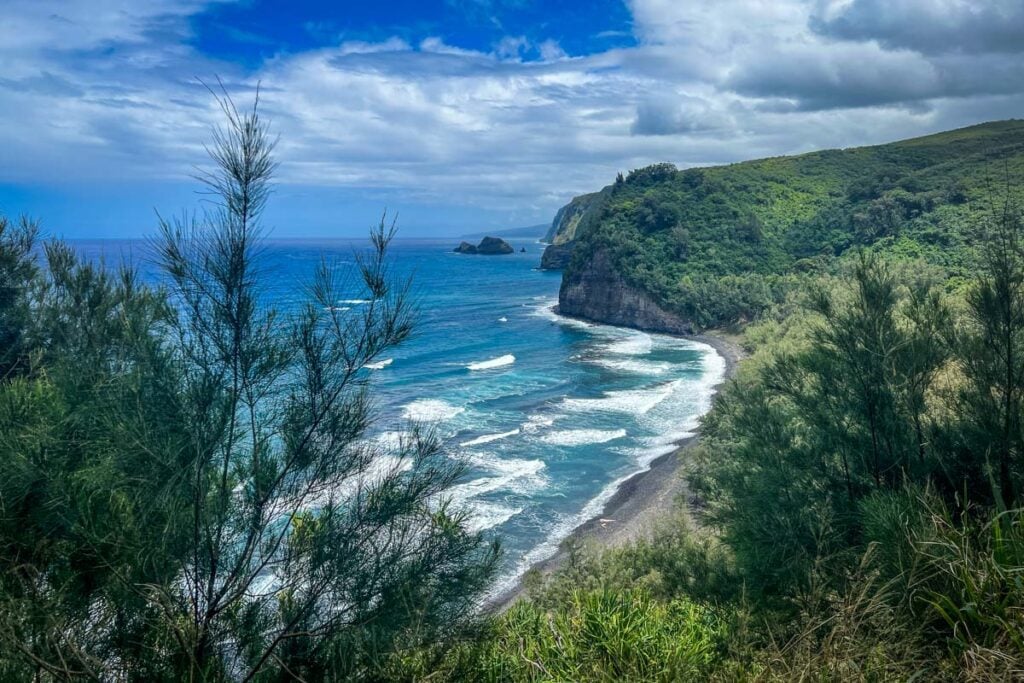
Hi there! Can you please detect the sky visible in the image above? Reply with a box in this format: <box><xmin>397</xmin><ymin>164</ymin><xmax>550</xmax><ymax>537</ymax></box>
<box><xmin>1</xmin><ymin>0</ymin><xmax>1022</xmax><ymax>238</ymax></box>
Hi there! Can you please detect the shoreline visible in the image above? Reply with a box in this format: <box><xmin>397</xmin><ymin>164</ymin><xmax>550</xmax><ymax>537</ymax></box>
<box><xmin>487</xmin><ymin>322</ymin><xmax>743</xmax><ymax>611</ymax></box>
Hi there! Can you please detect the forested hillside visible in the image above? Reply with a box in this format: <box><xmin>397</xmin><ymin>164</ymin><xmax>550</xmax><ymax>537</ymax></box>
<box><xmin>415</xmin><ymin>123</ymin><xmax>1024</xmax><ymax>681</ymax></box>
<box><xmin>430</xmin><ymin>196</ymin><xmax>1024</xmax><ymax>681</ymax></box>
<box><xmin>560</xmin><ymin>120</ymin><xmax>1024</xmax><ymax>328</ymax></box>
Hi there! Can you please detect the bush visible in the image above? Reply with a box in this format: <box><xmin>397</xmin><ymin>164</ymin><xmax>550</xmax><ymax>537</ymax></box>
<box><xmin>455</xmin><ymin>589</ymin><xmax>724</xmax><ymax>682</ymax></box>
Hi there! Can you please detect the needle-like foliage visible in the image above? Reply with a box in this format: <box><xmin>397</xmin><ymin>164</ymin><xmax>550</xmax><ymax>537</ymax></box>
<box><xmin>0</xmin><ymin>87</ymin><xmax>498</xmax><ymax>681</ymax></box>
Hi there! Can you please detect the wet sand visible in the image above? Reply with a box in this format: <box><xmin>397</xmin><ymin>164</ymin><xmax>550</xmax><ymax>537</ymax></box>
<box><xmin>488</xmin><ymin>330</ymin><xmax>743</xmax><ymax>610</ymax></box>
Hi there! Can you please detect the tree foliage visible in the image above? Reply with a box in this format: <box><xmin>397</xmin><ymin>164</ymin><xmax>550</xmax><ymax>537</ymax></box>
<box><xmin>462</xmin><ymin>194</ymin><xmax>1024</xmax><ymax>681</ymax></box>
<box><xmin>563</xmin><ymin>120</ymin><xmax>1024</xmax><ymax>329</ymax></box>
<box><xmin>0</xmin><ymin>89</ymin><xmax>497</xmax><ymax>681</ymax></box>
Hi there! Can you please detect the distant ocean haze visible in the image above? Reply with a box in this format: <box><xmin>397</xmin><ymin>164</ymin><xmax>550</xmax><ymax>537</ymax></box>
<box><xmin>70</xmin><ymin>237</ymin><xmax>723</xmax><ymax>596</ymax></box>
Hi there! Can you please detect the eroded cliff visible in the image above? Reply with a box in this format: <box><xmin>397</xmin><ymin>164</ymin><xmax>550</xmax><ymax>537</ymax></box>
<box><xmin>540</xmin><ymin>187</ymin><xmax>613</xmax><ymax>270</ymax></box>
<box><xmin>558</xmin><ymin>250</ymin><xmax>693</xmax><ymax>334</ymax></box>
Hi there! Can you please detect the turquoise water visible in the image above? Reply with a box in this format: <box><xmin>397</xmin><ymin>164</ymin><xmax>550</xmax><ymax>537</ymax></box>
<box><xmin>72</xmin><ymin>237</ymin><xmax>723</xmax><ymax>595</ymax></box>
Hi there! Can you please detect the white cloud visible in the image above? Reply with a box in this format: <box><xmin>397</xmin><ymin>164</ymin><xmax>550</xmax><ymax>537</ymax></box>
<box><xmin>811</xmin><ymin>0</ymin><xmax>1024</xmax><ymax>55</ymax></box>
<box><xmin>494</xmin><ymin>35</ymin><xmax>529</xmax><ymax>60</ymax></box>
<box><xmin>1</xmin><ymin>0</ymin><xmax>1022</xmax><ymax>228</ymax></box>
<box><xmin>537</xmin><ymin>39</ymin><xmax>567</xmax><ymax>62</ymax></box>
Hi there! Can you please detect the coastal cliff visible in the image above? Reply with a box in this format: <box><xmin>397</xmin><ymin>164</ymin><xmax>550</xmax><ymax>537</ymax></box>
<box><xmin>551</xmin><ymin>121</ymin><xmax>1024</xmax><ymax>330</ymax></box>
<box><xmin>539</xmin><ymin>243</ymin><xmax>574</xmax><ymax>269</ymax></box>
<box><xmin>540</xmin><ymin>186</ymin><xmax>612</xmax><ymax>269</ymax></box>
<box><xmin>558</xmin><ymin>249</ymin><xmax>693</xmax><ymax>334</ymax></box>
<box><xmin>543</xmin><ymin>190</ymin><xmax>607</xmax><ymax>245</ymax></box>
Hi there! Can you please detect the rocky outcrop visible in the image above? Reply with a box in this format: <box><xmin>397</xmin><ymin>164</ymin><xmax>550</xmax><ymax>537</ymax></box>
<box><xmin>558</xmin><ymin>250</ymin><xmax>694</xmax><ymax>334</ymax></box>
<box><xmin>477</xmin><ymin>236</ymin><xmax>514</xmax><ymax>254</ymax></box>
<box><xmin>540</xmin><ymin>242</ymin><xmax>574</xmax><ymax>270</ymax></box>
<box><xmin>540</xmin><ymin>187</ymin><xmax>613</xmax><ymax>270</ymax></box>
<box><xmin>544</xmin><ymin>189</ymin><xmax>609</xmax><ymax>245</ymax></box>
<box><xmin>454</xmin><ymin>236</ymin><xmax>514</xmax><ymax>255</ymax></box>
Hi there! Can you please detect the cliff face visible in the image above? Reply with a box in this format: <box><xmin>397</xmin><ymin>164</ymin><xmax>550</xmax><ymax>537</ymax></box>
<box><xmin>558</xmin><ymin>250</ymin><xmax>693</xmax><ymax>334</ymax></box>
<box><xmin>540</xmin><ymin>243</ymin><xmax>574</xmax><ymax>270</ymax></box>
<box><xmin>553</xmin><ymin>121</ymin><xmax>1024</xmax><ymax>330</ymax></box>
<box><xmin>543</xmin><ymin>189</ymin><xmax>609</xmax><ymax>245</ymax></box>
<box><xmin>540</xmin><ymin>187</ymin><xmax>612</xmax><ymax>270</ymax></box>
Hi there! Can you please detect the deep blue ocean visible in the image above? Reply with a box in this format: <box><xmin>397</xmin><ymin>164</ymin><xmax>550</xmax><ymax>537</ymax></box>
<box><xmin>71</xmin><ymin>237</ymin><xmax>723</xmax><ymax>596</ymax></box>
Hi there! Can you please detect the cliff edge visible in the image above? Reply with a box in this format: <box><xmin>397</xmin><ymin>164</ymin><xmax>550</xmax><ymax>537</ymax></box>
<box><xmin>552</xmin><ymin>121</ymin><xmax>1024</xmax><ymax>330</ymax></box>
<box><xmin>558</xmin><ymin>249</ymin><xmax>693</xmax><ymax>334</ymax></box>
<box><xmin>540</xmin><ymin>187</ymin><xmax>612</xmax><ymax>270</ymax></box>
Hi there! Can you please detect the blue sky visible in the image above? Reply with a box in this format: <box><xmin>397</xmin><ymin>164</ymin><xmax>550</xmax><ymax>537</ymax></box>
<box><xmin>2</xmin><ymin>0</ymin><xmax>1023</xmax><ymax>238</ymax></box>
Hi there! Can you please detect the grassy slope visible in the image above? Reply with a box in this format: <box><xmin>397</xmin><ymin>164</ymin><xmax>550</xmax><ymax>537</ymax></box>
<box><xmin>566</xmin><ymin>120</ymin><xmax>1024</xmax><ymax>327</ymax></box>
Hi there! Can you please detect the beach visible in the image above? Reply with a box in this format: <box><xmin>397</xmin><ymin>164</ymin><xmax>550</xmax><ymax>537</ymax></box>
<box><xmin>489</xmin><ymin>330</ymin><xmax>743</xmax><ymax>609</ymax></box>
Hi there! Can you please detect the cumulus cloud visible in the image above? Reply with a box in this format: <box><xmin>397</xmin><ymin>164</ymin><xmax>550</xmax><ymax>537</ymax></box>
<box><xmin>631</xmin><ymin>94</ymin><xmax>731</xmax><ymax>135</ymax></box>
<box><xmin>1</xmin><ymin>0</ymin><xmax>1023</xmax><ymax>230</ymax></box>
<box><xmin>811</xmin><ymin>0</ymin><xmax>1024</xmax><ymax>55</ymax></box>
<box><xmin>724</xmin><ymin>41</ymin><xmax>942</xmax><ymax>110</ymax></box>
<box><xmin>627</xmin><ymin>0</ymin><xmax>1024</xmax><ymax>112</ymax></box>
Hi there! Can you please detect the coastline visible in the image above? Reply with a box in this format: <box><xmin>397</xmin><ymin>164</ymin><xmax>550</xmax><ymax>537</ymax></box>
<box><xmin>487</xmin><ymin>325</ymin><xmax>743</xmax><ymax>610</ymax></box>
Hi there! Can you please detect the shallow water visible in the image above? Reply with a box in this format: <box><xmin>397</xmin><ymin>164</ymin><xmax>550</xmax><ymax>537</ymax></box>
<box><xmin>71</xmin><ymin>236</ymin><xmax>724</xmax><ymax>595</ymax></box>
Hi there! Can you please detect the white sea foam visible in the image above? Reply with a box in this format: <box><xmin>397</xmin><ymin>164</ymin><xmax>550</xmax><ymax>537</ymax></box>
<box><xmin>372</xmin><ymin>430</ymin><xmax>409</xmax><ymax>451</ymax></box>
<box><xmin>498</xmin><ymin>316</ymin><xmax>508</xmax><ymax>322</ymax></box>
<box><xmin>464</xmin><ymin>452</ymin><xmax>546</xmax><ymax>481</ymax></box>
<box><xmin>604</xmin><ymin>331</ymin><xmax>653</xmax><ymax>355</ymax></box>
<box><xmin>530</xmin><ymin>299</ymin><xmax>594</xmax><ymax>329</ymax></box>
<box><xmin>532</xmin><ymin>301</ymin><xmax>706</xmax><ymax>361</ymax></box>
<box><xmin>452</xmin><ymin>453</ymin><xmax>547</xmax><ymax>500</ymax></box>
<box><xmin>324</xmin><ymin>306</ymin><xmax>350</xmax><ymax>312</ymax></box>
<box><xmin>339</xmin><ymin>298</ymin><xmax>371</xmax><ymax>305</ymax></box>
<box><xmin>562</xmin><ymin>381</ymin><xmax>680</xmax><ymax>416</ymax></box>
<box><xmin>359</xmin><ymin>454</ymin><xmax>413</xmax><ymax>485</ymax></box>
<box><xmin>463</xmin><ymin>501</ymin><xmax>523</xmax><ymax>533</ymax></box>
<box><xmin>488</xmin><ymin>467</ymin><xmax>638</xmax><ymax>600</ymax></box>
<box><xmin>366</xmin><ymin>358</ymin><xmax>393</xmax><ymax>370</ymax></box>
<box><xmin>401</xmin><ymin>399</ymin><xmax>465</xmax><ymax>422</ymax></box>
<box><xmin>589</xmin><ymin>357</ymin><xmax>672</xmax><ymax>375</ymax></box>
<box><xmin>298</xmin><ymin>450</ymin><xmax>415</xmax><ymax>513</ymax></box>
<box><xmin>540</xmin><ymin>428</ymin><xmax>627</xmax><ymax>447</ymax></box>
<box><xmin>521</xmin><ymin>413</ymin><xmax>560</xmax><ymax>433</ymax></box>
<box><xmin>612</xmin><ymin>442</ymin><xmax>680</xmax><ymax>465</ymax></box>
<box><xmin>467</xmin><ymin>354</ymin><xmax>516</xmax><ymax>371</ymax></box>
<box><xmin>486</xmin><ymin>341</ymin><xmax>730</xmax><ymax>602</ymax></box>
<box><xmin>461</xmin><ymin>429</ymin><xmax>521</xmax><ymax>447</ymax></box>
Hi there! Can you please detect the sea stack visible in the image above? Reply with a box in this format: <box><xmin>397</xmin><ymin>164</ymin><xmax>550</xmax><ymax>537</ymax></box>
<box><xmin>454</xmin><ymin>236</ymin><xmax>514</xmax><ymax>255</ymax></box>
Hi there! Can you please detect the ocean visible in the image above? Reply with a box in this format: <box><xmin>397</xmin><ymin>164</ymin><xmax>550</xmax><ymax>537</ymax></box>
<box><xmin>71</xmin><ymin>236</ymin><xmax>724</xmax><ymax>596</ymax></box>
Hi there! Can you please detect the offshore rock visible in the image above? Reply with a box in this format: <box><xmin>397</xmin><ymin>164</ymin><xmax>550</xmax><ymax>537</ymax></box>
<box><xmin>477</xmin><ymin>236</ymin><xmax>515</xmax><ymax>254</ymax></box>
<box><xmin>455</xmin><ymin>236</ymin><xmax>514</xmax><ymax>255</ymax></box>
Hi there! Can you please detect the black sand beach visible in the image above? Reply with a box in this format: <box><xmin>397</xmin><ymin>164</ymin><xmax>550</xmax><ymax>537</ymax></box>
<box><xmin>489</xmin><ymin>330</ymin><xmax>743</xmax><ymax>609</ymax></box>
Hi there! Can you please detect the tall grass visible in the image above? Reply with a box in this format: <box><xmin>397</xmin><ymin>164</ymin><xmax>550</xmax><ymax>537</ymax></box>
<box><xmin>446</xmin><ymin>588</ymin><xmax>724</xmax><ymax>682</ymax></box>
<box><xmin>913</xmin><ymin>505</ymin><xmax>1024</xmax><ymax>680</ymax></box>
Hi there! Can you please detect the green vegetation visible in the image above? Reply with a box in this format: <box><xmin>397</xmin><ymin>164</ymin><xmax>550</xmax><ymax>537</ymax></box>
<box><xmin>0</xmin><ymin>93</ymin><xmax>497</xmax><ymax>680</ymax></box>
<box><xmin>563</xmin><ymin>120</ymin><xmax>1024</xmax><ymax>328</ymax></box>
<box><xmin>544</xmin><ymin>189</ymin><xmax>609</xmax><ymax>245</ymax></box>
<box><xmin>463</xmin><ymin>589</ymin><xmax>723</xmax><ymax>681</ymax></box>
<box><xmin>441</xmin><ymin>196</ymin><xmax>1024</xmax><ymax>680</ymax></box>
<box><xmin>5</xmin><ymin>96</ymin><xmax>1024</xmax><ymax>680</ymax></box>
